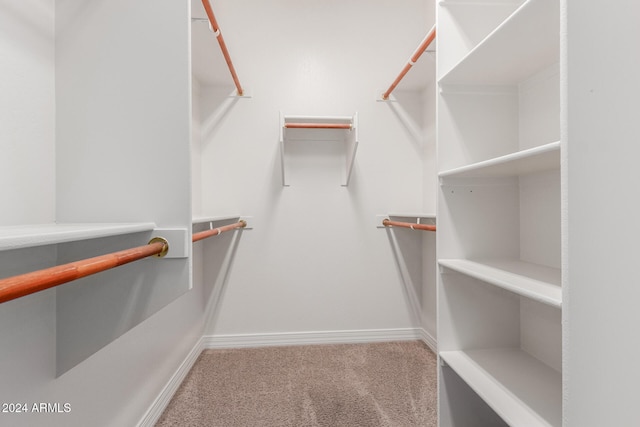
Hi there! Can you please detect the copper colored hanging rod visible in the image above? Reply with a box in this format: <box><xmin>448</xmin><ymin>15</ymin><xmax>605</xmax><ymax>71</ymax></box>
<box><xmin>192</xmin><ymin>220</ymin><xmax>247</xmax><ymax>242</ymax></box>
<box><xmin>201</xmin><ymin>0</ymin><xmax>244</xmax><ymax>96</ymax></box>
<box><xmin>284</xmin><ymin>123</ymin><xmax>352</xmax><ymax>130</ymax></box>
<box><xmin>382</xmin><ymin>25</ymin><xmax>436</xmax><ymax>100</ymax></box>
<box><xmin>382</xmin><ymin>218</ymin><xmax>436</xmax><ymax>232</ymax></box>
<box><xmin>0</xmin><ymin>237</ymin><xmax>169</xmax><ymax>305</ymax></box>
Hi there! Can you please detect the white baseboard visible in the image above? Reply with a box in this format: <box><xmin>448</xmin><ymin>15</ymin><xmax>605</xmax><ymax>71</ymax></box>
<box><xmin>203</xmin><ymin>328</ymin><xmax>428</xmax><ymax>349</ymax></box>
<box><xmin>137</xmin><ymin>336</ymin><xmax>204</xmax><ymax>427</ymax></box>
<box><xmin>419</xmin><ymin>328</ymin><xmax>437</xmax><ymax>354</ymax></box>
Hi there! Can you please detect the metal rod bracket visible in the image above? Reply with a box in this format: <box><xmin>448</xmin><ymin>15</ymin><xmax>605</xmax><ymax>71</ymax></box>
<box><xmin>148</xmin><ymin>237</ymin><xmax>170</xmax><ymax>258</ymax></box>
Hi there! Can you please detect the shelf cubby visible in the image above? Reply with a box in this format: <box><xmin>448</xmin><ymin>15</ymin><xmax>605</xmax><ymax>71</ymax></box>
<box><xmin>440</xmin><ymin>348</ymin><xmax>562</xmax><ymax>427</ymax></box>
<box><xmin>437</xmin><ymin>0</ymin><xmax>525</xmax><ymax>78</ymax></box>
<box><xmin>439</xmin><ymin>258</ymin><xmax>561</xmax><ymax>307</ymax></box>
<box><xmin>440</xmin><ymin>0</ymin><xmax>559</xmax><ymax>86</ymax></box>
<box><xmin>438</xmin><ymin>63</ymin><xmax>560</xmax><ymax>171</ymax></box>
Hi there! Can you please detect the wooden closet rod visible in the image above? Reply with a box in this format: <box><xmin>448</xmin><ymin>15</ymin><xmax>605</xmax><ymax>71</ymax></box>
<box><xmin>383</xmin><ymin>218</ymin><xmax>436</xmax><ymax>232</ymax></box>
<box><xmin>0</xmin><ymin>238</ymin><xmax>169</xmax><ymax>305</ymax></box>
<box><xmin>201</xmin><ymin>0</ymin><xmax>244</xmax><ymax>96</ymax></box>
<box><xmin>192</xmin><ymin>220</ymin><xmax>246</xmax><ymax>242</ymax></box>
<box><xmin>284</xmin><ymin>123</ymin><xmax>352</xmax><ymax>130</ymax></box>
<box><xmin>382</xmin><ymin>25</ymin><xmax>436</xmax><ymax>100</ymax></box>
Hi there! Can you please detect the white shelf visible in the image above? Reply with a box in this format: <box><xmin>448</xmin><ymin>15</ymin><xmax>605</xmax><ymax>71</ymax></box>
<box><xmin>388</xmin><ymin>212</ymin><xmax>436</xmax><ymax>219</ymax></box>
<box><xmin>283</xmin><ymin>115</ymin><xmax>354</xmax><ymax>123</ymax></box>
<box><xmin>192</xmin><ymin>215</ymin><xmax>241</xmax><ymax>225</ymax></box>
<box><xmin>439</xmin><ymin>259</ymin><xmax>561</xmax><ymax>307</ymax></box>
<box><xmin>440</xmin><ymin>349</ymin><xmax>561</xmax><ymax>427</ymax></box>
<box><xmin>439</xmin><ymin>0</ymin><xmax>559</xmax><ymax>85</ymax></box>
<box><xmin>279</xmin><ymin>112</ymin><xmax>359</xmax><ymax>187</ymax></box>
<box><xmin>439</xmin><ymin>141</ymin><xmax>560</xmax><ymax>180</ymax></box>
<box><xmin>0</xmin><ymin>223</ymin><xmax>157</xmax><ymax>251</ymax></box>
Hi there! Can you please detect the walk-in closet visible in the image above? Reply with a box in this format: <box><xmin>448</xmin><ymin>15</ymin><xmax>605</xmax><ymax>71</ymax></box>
<box><xmin>1</xmin><ymin>0</ymin><xmax>639</xmax><ymax>426</ymax></box>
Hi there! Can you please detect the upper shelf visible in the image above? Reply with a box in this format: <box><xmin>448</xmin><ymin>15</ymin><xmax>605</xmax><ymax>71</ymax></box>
<box><xmin>0</xmin><ymin>223</ymin><xmax>157</xmax><ymax>252</ymax></box>
<box><xmin>439</xmin><ymin>0</ymin><xmax>559</xmax><ymax>86</ymax></box>
<box><xmin>279</xmin><ymin>112</ymin><xmax>359</xmax><ymax>187</ymax></box>
<box><xmin>439</xmin><ymin>141</ymin><xmax>560</xmax><ymax>180</ymax></box>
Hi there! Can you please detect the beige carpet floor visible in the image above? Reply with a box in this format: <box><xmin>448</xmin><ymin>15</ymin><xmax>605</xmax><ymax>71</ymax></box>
<box><xmin>155</xmin><ymin>340</ymin><xmax>437</xmax><ymax>427</ymax></box>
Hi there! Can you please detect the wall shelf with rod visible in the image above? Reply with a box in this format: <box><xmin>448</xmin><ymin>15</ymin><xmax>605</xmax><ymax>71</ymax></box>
<box><xmin>0</xmin><ymin>223</ymin><xmax>156</xmax><ymax>251</ymax></box>
<box><xmin>192</xmin><ymin>215</ymin><xmax>253</xmax><ymax>239</ymax></box>
<box><xmin>279</xmin><ymin>112</ymin><xmax>359</xmax><ymax>187</ymax></box>
<box><xmin>376</xmin><ymin>213</ymin><xmax>436</xmax><ymax>229</ymax></box>
<box><xmin>0</xmin><ymin>235</ymin><xmax>170</xmax><ymax>305</ymax></box>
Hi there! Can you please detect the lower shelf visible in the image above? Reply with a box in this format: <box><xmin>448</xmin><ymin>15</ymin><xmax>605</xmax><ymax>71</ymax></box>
<box><xmin>440</xmin><ymin>349</ymin><xmax>562</xmax><ymax>427</ymax></box>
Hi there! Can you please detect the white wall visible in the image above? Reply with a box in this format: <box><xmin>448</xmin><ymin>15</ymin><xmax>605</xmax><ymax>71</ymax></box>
<box><xmin>0</xmin><ymin>0</ymin><xmax>55</xmax><ymax>225</ymax></box>
<box><xmin>197</xmin><ymin>0</ymin><xmax>437</xmax><ymax>339</ymax></box>
<box><xmin>55</xmin><ymin>0</ymin><xmax>192</xmax><ymax>226</ymax></box>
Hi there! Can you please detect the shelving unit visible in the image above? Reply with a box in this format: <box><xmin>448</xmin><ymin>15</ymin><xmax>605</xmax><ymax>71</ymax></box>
<box><xmin>436</xmin><ymin>0</ymin><xmax>562</xmax><ymax>425</ymax></box>
<box><xmin>279</xmin><ymin>112</ymin><xmax>359</xmax><ymax>187</ymax></box>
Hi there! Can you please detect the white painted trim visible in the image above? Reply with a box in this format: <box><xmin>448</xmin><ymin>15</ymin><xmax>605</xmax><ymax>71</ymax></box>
<box><xmin>203</xmin><ymin>328</ymin><xmax>424</xmax><ymax>349</ymax></box>
<box><xmin>137</xmin><ymin>337</ymin><xmax>204</xmax><ymax>427</ymax></box>
<box><xmin>419</xmin><ymin>328</ymin><xmax>438</xmax><ymax>354</ymax></box>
